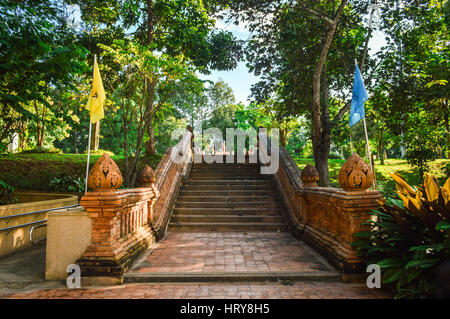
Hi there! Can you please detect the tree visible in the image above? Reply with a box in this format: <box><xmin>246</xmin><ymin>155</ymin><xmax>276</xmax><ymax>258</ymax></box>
<box><xmin>0</xmin><ymin>0</ymin><xmax>88</xmax><ymax>149</ymax></box>
<box><xmin>224</xmin><ymin>0</ymin><xmax>370</xmax><ymax>185</ymax></box>
<box><xmin>100</xmin><ymin>39</ymin><xmax>203</xmax><ymax>186</ymax></box>
<box><xmin>373</xmin><ymin>0</ymin><xmax>449</xmax><ymax>162</ymax></box>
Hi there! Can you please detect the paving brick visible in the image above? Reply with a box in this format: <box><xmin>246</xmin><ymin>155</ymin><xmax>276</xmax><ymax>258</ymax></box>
<box><xmin>129</xmin><ymin>231</ymin><xmax>334</xmax><ymax>274</ymax></box>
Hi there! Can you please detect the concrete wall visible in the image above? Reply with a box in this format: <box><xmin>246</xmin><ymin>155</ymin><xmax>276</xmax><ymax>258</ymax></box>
<box><xmin>0</xmin><ymin>192</ymin><xmax>78</xmax><ymax>258</ymax></box>
<box><xmin>45</xmin><ymin>206</ymin><xmax>91</xmax><ymax>280</ymax></box>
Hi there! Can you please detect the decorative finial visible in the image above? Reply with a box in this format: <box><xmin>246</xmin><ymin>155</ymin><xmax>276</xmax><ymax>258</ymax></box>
<box><xmin>301</xmin><ymin>164</ymin><xmax>320</xmax><ymax>187</ymax></box>
<box><xmin>338</xmin><ymin>153</ymin><xmax>374</xmax><ymax>191</ymax></box>
<box><xmin>88</xmin><ymin>153</ymin><xmax>123</xmax><ymax>191</ymax></box>
<box><xmin>137</xmin><ymin>165</ymin><xmax>155</xmax><ymax>187</ymax></box>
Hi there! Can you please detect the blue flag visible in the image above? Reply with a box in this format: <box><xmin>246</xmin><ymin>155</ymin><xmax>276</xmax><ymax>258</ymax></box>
<box><xmin>349</xmin><ymin>63</ymin><xmax>368</xmax><ymax>127</ymax></box>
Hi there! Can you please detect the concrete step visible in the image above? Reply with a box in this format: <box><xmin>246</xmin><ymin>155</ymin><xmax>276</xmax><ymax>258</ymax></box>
<box><xmin>170</xmin><ymin>215</ymin><xmax>284</xmax><ymax>223</ymax></box>
<box><xmin>168</xmin><ymin>222</ymin><xmax>287</xmax><ymax>232</ymax></box>
<box><xmin>172</xmin><ymin>208</ymin><xmax>283</xmax><ymax>216</ymax></box>
<box><xmin>191</xmin><ymin>166</ymin><xmax>261</xmax><ymax>170</ymax></box>
<box><xmin>174</xmin><ymin>202</ymin><xmax>280</xmax><ymax>209</ymax></box>
<box><xmin>192</xmin><ymin>165</ymin><xmax>260</xmax><ymax>168</ymax></box>
<box><xmin>124</xmin><ymin>271</ymin><xmax>341</xmax><ymax>283</ymax></box>
<box><xmin>176</xmin><ymin>195</ymin><xmax>278</xmax><ymax>203</ymax></box>
<box><xmin>185</xmin><ymin>179</ymin><xmax>272</xmax><ymax>185</ymax></box>
<box><xmin>189</xmin><ymin>173</ymin><xmax>262</xmax><ymax>178</ymax></box>
<box><xmin>180</xmin><ymin>184</ymin><xmax>271</xmax><ymax>191</ymax></box>
<box><xmin>178</xmin><ymin>190</ymin><xmax>275</xmax><ymax>197</ymax></box>
<box><xmin>193</xmin><ymin>158</ymin><xmax>259</xmax><ymax>165</ymax></box>
<box><xmin>190</xmin><ymin>175</ymin><xmax>267</xmax><ymax>180</ymax></box>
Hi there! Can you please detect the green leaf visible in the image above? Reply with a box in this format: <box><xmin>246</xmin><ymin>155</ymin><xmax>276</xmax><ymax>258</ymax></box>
<box><xmin>410</xmin><ymin>244</ymin><xmax>445</xmax><ymax>252</ymax></box>
<box><xmin>406</xmin><ymin>268</ymin><xmax>423</xmax><ymax>283</ymax></box>
<box><xmin>378</xmin><ymin>257</ymin><xmax>404</xmax><ymax>269</ymax></box>
<box><xmin>436</xmin><ymin>220</ymin><xmax>450</xmax><ymax>231</ymax></box>
<box><xmin>383</xmin><ymin>268</ymin><xmax>403</xmax><ymax>284</ymax></box>
<box><xmin>353</xmin><ymin>231</ymin><xmax>372</xmax><ymax>238</ymax></box>
<box><xmin>405</xmin><ymin>258</ymin><xmax>440</xmax><ymax>269</ymax></box>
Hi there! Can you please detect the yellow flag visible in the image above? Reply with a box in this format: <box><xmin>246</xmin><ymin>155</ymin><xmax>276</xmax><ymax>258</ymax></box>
<box><xmin>86</xmin><ymin>57</ymin><xmax>106</xmax><ymax>124</ymax></box>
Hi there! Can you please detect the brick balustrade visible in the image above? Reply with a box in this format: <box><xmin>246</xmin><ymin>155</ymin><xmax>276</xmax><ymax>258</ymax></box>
<box><xmin>77</xmin><ymin>128</ymin><xmax>193</xmax><ymax>284</ymax></box>
<box><xmin>258</xmin><ymin>130</ymin><xmax>384</xmax><ymax>274</ymax></box>
<box><xmin>151</xmin><ymin>128</ymin><xmax>193</xmax><ymax>239</ymax></box>
<box><xmin>76</xmin><ymin>127</ymin><xmax>382</xmax><ymax>284</ymax></box>
<box><xmin>77</xmin><ymin>188</ymin><xmax>158</xmax><ymax>283</ymax></box>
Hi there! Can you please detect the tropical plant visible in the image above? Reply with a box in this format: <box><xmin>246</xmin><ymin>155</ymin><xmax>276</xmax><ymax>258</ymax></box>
<box><xmin>49</xmin><ymin>174</ymin><xmax>86</xmax><ymax>193</ymax></box>
<box><xmin>0</xmin><ymin>180</ymin><xmax>18</xmax><ymax>205</ymax></box>
<box><xmin>354</xmin><ymin>172</ymin><xmax>450</xmax><ymax>299</ymax></box>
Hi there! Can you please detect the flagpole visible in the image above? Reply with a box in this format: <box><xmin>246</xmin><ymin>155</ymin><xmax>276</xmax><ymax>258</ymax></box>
<box><xmin>85</xmin><ymin>54</ymin><xmax>96</xmax><ymax>193</ymax></box>
<box><xmin>363</xmin><ymin>117</ymin><xmax>376</xmax><ymax>189</ymax></box>
<box><xmin>85</xmin><ymin>121</ymin><xmax>92</xmax><ymax>193</ymax></box>
<box><xmin>349</xmin><ymin>128</ymin><xmax>353</xmax><ymax>153</ymax></box>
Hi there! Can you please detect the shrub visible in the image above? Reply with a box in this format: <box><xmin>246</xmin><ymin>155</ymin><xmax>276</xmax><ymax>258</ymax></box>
<box><xmin>49</xmin><ymin>174</ymin><xmax>86</xmax><ymax>193</ymax></box>
<box><xmin>21</xmin><ymin>146</ymin><xmax>62</xmax><ymax>154</ymax></box>
<box><xmin>83</xmin><ymin>149</ymin><xmax>115</xmax><ymax>156</ymax></box>
<box><xmin>443</xmin><ymin>162</ymin><xmax>450</xmax><ymax>176</ymax></box>
<box><xmin>328</xmin><ymin>151</ymin><xmax>344</xmax><ymax>160</ymax></box>
<box><xmin>0</xmin><ymin>180</ymin><xmax>18</xmax><ymax>205</ymax></box>
<box><xmin>354</xmin><ymin>172</ymin><xmax>450</xmax><ymax>299</ymax></box>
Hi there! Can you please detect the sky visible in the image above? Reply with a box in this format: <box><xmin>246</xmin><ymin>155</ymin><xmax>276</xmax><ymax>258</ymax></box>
<box><xmin>67</xmin><ymin>4</ymin><xmax>388</xmax><ymax>105</ymax></box>
<box><xmin>202</xmin><ymin>16</ymin><xmax>388</xmax><ymax>105</ymax></box>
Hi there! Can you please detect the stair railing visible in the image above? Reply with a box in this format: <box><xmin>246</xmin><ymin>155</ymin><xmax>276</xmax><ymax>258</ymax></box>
<box><xmin>151</xmin><ymin>126</ymin><xmax>194</xmax><ymax>239</ymax></box>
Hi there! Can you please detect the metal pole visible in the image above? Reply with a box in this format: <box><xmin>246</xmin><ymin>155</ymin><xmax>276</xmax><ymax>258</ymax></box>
<box><xmin>85</xmin><ymin>121</ymin><xmax>92</xmax><ymax>193</ymax></box>
<box><xmin>84</xmin><ymin>54</ymin><xmax>96</xmax><ymax>194</ymax></box>
<box><xmin>363</xmin><ymin>117</ymin><xmax>376</xmax><ymax>189</ymax></box>
<box><xmin>350</xmin><ymin>128</ymin><xmax>354</xmax><ymax>153</ymax></box>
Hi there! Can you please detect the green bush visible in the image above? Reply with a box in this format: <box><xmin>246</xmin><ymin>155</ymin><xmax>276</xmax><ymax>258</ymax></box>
<box><xmin>443</xmin><ymin>162</ymin><xmax>450</xmax><ymax>176</ymax></box>
<box><xmin>353</xmin><ymin>173</ymin><xmax>450</xmax><ymax>298</ymax></box>
<box><xmin>0</xmin><ymin>180</ymin><xmax>18</xmax><ymax>205</ymax></box>
<box><xmin>328</xmin><ymin>151</ymin><xmax>344</xmax><ymax>160</ymax></box>
<box><xmin>49</xmin><ymin>174</ymin><xmax>85</xmax><ymax>193</ymax></box>
<box><xmin>21</xmin><ymin>146</ymin><xmax>62</xmax><ymax>154</ymax></box>
<box><xmin>83</xmin><ymin>149</ymin><xmax>115</xmax><ymax>156</ymax></box>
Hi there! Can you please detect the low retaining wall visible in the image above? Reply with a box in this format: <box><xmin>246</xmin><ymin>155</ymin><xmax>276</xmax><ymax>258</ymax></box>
<box><xmin>0</xmin><ymin>192</ymin><xmax>78</xmax><ymax>258</ymax></box>
<box><xmin>45</xmin><ymin>206</ymin><xmax>91</xmax><ymax>280</ymax></box>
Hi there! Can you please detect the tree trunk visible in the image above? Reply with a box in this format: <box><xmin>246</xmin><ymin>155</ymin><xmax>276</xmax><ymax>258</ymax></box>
<box><xmin>74</xmin><ymin>128</ymin><xmax>78</xmax><ymax>154</ymax></box>
<box><xmin>310</xmin><ymin>0</ymin><xmax>347</xmax><ymax>186</ymax></box>
<box><xmin>377</xmin><ymin>126</ymin><xmax>385</xmax><ymax>165</ymax></box>
<box><xmin>91</xmin><ymin>121</ymin><xmax>100</xmax><ymax>151</ymax></box>
<box><xmin>445</xmin><ymin>100</ymin><xmax>449</xmax><ymax>159</ymax></box>
<box><xmin>280</xmin><ymin>128</ymin><xmax>287</xmax><ymax>147</ymax></box>
<box><xmin>144</xmin><ymin>0</ymin><xmax>156</xmax><ymax>156</ymax></box>
<box><xmin>145</xmin><ymin>121</ymin><xmax>156</xmax><ymax>156</ymax></box>
<box><xmin>313</xmin><ymin>67</ymin><xmax>331</xmax><ymax>186</ymax></box>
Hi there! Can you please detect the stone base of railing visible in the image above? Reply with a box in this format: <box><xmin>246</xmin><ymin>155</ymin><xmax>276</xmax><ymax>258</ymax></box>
<box><xmin>77</xmin><ymin>187</ymin><xmax>158</xmax><ymax>284</ymax></box>
<box><xmin>267</xmin><ymin>146</ymin><xmax>385</xmax><ymax>276</ymax></box>
<box><xmin>77</xmin><ymin>224</ymin><xmax>155</xmax><ymax>284</ymax></box>
<box><xmin>293</xmin><ymin>188</ymin><xmax>383</xmax><ymax>274</ymax></box>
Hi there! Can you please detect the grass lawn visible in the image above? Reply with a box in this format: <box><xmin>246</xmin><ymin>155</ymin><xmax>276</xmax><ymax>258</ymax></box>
<box><xmin>1</xmin><ymin>151</ymin><xmax>449</xmax><ymax>198</ymax></box>
<box><xmin>0</xmin><ymin>152</ymin><xmax>162</xmax><ymax>192</ymax></box>
<box><xmin>292</xmin><ymin>156</ymin><xmax>450</xmax><ymax>198</ymax></box>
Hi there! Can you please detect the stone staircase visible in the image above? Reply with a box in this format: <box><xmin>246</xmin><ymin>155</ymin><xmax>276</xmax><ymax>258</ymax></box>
<box><xmin>168</xmin><ymin>161</ymin><xmax>287</xmax><ymax>232</ymax></box>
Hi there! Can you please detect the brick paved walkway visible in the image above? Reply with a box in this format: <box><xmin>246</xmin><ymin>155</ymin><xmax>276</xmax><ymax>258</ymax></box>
<box><xmin>129</xmin><ymin>232</ymin><xmax>334</xmax><ymax>274</ymax></box>
<box><xmin>3</xmin><ymin>282</ymin><xmax>391</xmax><ymax>299</ymax></box>
<box><xmin>0</xmin><ymin>231</ymin><xmax>393</xmax><ymax>299</ymax></box>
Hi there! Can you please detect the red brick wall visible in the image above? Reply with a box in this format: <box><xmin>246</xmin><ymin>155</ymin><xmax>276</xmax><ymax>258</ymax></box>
<box><xmin>271</xmin><ymin>147</ymin><xmax>384</xmax><ymax>273</ymax></box>
<box><xmin>151</xmin><ymin>130</ymin><xmax>193</xmax><ymax>238</ymax></box>
<box><xmin>78</xmin><ymin>187</ymin><xmax>158</xmax><ymax>279</ymax></box>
